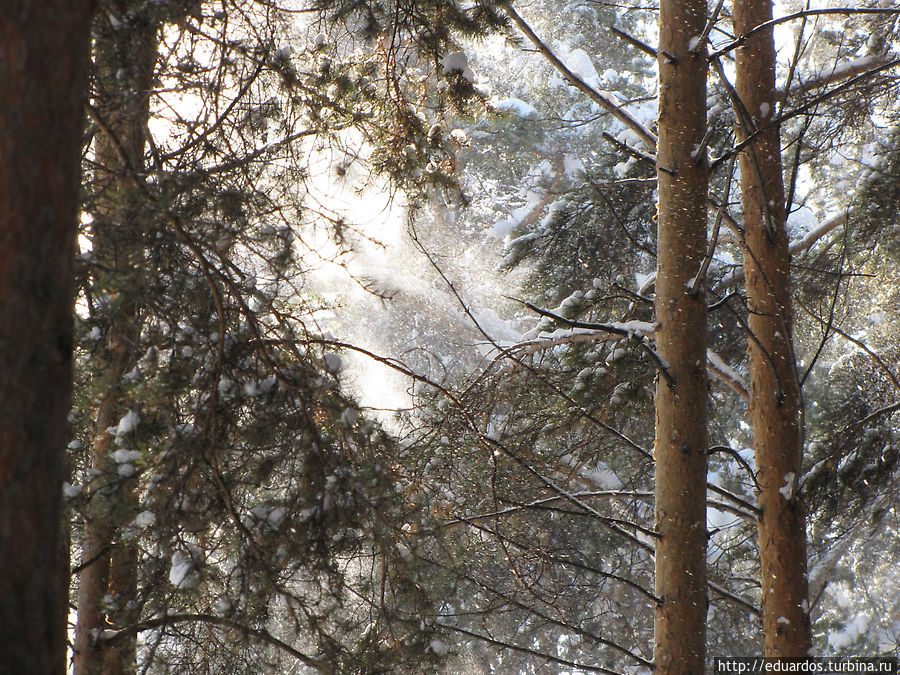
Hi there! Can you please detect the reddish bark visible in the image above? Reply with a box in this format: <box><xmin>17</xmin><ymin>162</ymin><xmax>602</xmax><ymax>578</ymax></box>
<box><xmin>654</xmin><ymin>0</ymin><xmax>711</xmax><ymax>672</ymax></box>
<box><xmin>0</xmin><ymin>1</ymin><xmax>95</xmax><ymax>672</ymax></box>
<box><xmin>733</xmin><ymin>0</ymin><xmax>814</xmax><ymax>656</ymax></box>
<box><xmin>73</xmin><ymin>6</ymin><xmax>157</xmax><ymax>673</ymax></box>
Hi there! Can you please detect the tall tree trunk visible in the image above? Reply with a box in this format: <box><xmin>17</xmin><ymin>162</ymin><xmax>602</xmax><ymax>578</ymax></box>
<box><xmin>732</xmin><ymin>0</ymin><xmax>813</xmax><ymax>656</ymax></box>
<box><xmin>73</xmin><ymin>6</ymin><xmax>157</xmax><ymax>673</ymax></box>
<box><xmin>654</xmin><ymin>2</ymin><xmax>710</xmax><ymax>673</ymax></box>
<box><xmin>0</xmin><ymin>2</ymin><xmax>95</xmax><ymax>673</ymax></box>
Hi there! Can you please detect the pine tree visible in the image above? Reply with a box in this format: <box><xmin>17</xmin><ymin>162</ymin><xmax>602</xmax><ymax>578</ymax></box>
<box><xmin>0</xmin><ymin>2</ymin><xmax>96</xmax><ymax>672</ymax></box>
<box><xmin>73</xmin><ymin>2</ymin><xmax>159</xmax><ymax>671</ymax></box>
<box><xmin>731</xmin><ymin>0</ymin><xmax>814</xmax><ymax>655</ymax></box>
<box><xmin>653</xmin><ymin>0</ymin><xmax>711</xmax><ymax>670</ymax></box>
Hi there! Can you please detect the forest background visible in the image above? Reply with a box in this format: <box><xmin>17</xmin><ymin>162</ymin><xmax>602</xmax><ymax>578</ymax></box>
<box><xmin>1</xmin><ymin>0</ymin><xmax>900</xmax><ymax>673</ymax></box>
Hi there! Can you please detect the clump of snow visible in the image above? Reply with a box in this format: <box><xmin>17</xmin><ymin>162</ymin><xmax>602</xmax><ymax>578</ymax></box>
<box><xmin>491</xmin><ymin>190</ymin><xmax>546</xmax><ymax>239</ymax></box>
<box><xmin>242</xmin><ymin>375</ymin><xmax>276</xmax><ymax>397</ymax></box>
<box><xmin>441</xmin><ymin>51</ymin><xmax>468</xmax><ymax>73</ymax></box>
<box><xmin>828</xmin><ymin>614</ymin><xmax>869</xmax><ymax>651</ymax></box>
<box><xmin>608</xmin><ymin>320</ymin><xmax>654</xmax><ymax>338</ymax></box>
<box><xmin>83</xmin><ymin>326</ymin><xmax>102</xmax><ymax>342</ymax></box>
<box><xmin>170</xmin><ymin>550</ymin><xmax>199</xmax><ymax>589</ymax></box>
<box><xmin>779</xmin><ymin>472</ymin><xmax>795</xmax><ymax>500</ymax></box>
<box><xmin>63</xmin><ymin>482</ymin><xmax>83</xmax><ymax>498</ymax></box>
<box><xmin>441</xmin><ymin>51</ymin><xmax>476</xmax><ymax>82</ymax></box>
<box><xmin>112</xmin><ymin>411</ymin><xmax>140</xmax><ymax>444</ymax></box>
<box><xmin>562</xmin><ymin>48</ymin><xmax>601</xmax><ymax>89</ymax></box>
<box><xmin>113</xmin><ymin>448</ymin><xmax>142</xmax><ymax>464</ymax></box>
<box><xmin>323</xmin><ymin>353</ymin><xmax>343</xmax><ymax>373</ymax></box>
<box><xmin>583</xmin><ymin>466</ymin><xmax>622</xmax><ymax>490</ymax></box>
<box><xmin>449</xmin><ymin>128</ymin><xmax>470</xmax><ymax>145</ymax></box>
<box><xmin>491</xmin><ymin>97</ymin><xmax>538</xmax><ymax>118</ymax></box>
<box><xmin>341</xmin><ymin>407</ymin><xmax>359</xmax><ymax>427</ymax></box>
<box><xmin>214</xmin><ymin>597</ymin><xmax>232</xmax><ymax>617</ymax></box>
<box><xmin>429</xmin><ymin>639</ymin><xmax>449</xmax><ymax>657</ymax></box>
<box><xmin>563</xmin><ymin>155</ymin><xmax>585</xmax><ymax>178</ymax></box>
<box><xmin>634</xmin><ymin>271</ymin><xmax>654</xmax><ymax>291</ymax></box>
<box><xmin>133</xmin><ymin>510</ymin><xmax>156</xmax><ymax>528</ymax></box>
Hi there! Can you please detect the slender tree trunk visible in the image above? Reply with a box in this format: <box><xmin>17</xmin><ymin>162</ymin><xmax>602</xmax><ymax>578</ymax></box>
<box><xmin>0</xmin><ymin>2</ymin><xmax>95</xmax><ymax>673</ymax></box>
<box><xmin>732</xmin><ymin>0</ymin><xmax>813</xmax><ymax>656</ymax></box>
<box><xmin>654</xmin><ymin>1</ymin><xmax>710</xmax><ymax>673</ymax></box>
<box><xmin>73</xmin><ymin>6</ymin><xmax>157</xmax><ymax>674</ymax></box>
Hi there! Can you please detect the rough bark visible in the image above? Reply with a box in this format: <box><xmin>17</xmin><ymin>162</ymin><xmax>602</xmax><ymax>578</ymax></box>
<box><xmin>73</xmin><ymin>6</ymin><xmax>157</xmax><ymax>673</ymax></box>
<box><xmin>654</xmin><ymin>1</ymin><xmax>710</xmax><ymax>672</ymax></box>
<box><xmin>732</xmin><ymin>0</ymin><xmax>813</xmax><ymax>656</ymax></box>
<box><xmin>0</xmin><ymin>2</ymin><xmax>95</xmax><ymax>673</ymax></box>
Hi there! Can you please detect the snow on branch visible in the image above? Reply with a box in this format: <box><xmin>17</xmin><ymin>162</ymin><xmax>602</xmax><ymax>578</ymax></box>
<box><xmin>512</xmin><ymin>302</ymin><xmax>749</xmax><ymax>398</ymax></box>
<box><xmin>707</xmin><ymin>349</ymin><xmax>749</xmax><ymax>400</ymax></box>
<box><xmin>504</xmin><ymin>5</ymin><xmax>658</xmax><ymax>151</ymax></box>
<box><xmin>784</xmin><ymin>55</ymin><xmax>898</xmax><ymax>97</ymax></box>
<box><xmin>519</xmin><ymin>301</ymin><xmax>674</xmax><ymax>384</ymax></box>
<box><xmin>493</xmin><ymin>157</ymin><xmax>567</xmax><ymax>239</ymax></box>
<box><xmin>716</xmin><ymin>211</ymin><xmax>848</xmax><ymax>290</ymax></box>
<box><xmin>788</xmin><ymin>211</ymin><xmax>847</xmax><ymax>255</ymax></box>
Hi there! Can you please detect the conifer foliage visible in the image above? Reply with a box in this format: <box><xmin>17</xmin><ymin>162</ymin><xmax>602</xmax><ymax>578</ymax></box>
<box><xmin>2</xmin><ymin>0</ymin><xmax>900</xmax><ymax>672</ymax></box>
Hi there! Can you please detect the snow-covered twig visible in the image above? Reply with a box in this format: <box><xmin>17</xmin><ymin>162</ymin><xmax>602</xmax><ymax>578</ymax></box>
<box><xmin>505</xmin><ymin>4</ymin><xmax>658</xmax><ymax>151</ymax></box>
<box><xmin>708</xmin><ymin>580</ymin><xmax>761</xmax><ymax>617</ymax></box>
<box><xmin>713</xmin><ymin>58</ymin><xmax>900</xmax><ymax>172</ymax></box>
<box><xmin>707</xmin><ymin>349</ymin><xmax>749</xmax><ymax>400</ymax></box>
<box><xmin>521</xmin><ymin>301</ymin><xmax>674</xmax><ymax>386</ymax></box>
<box><xmin>784</xmin><ymin>55</ymin><xmax>897</xmax><ymax>97</ymax></box>
<box><xmin>609</xmin><ymin>25</ymin><xmax>657</xmax><ymax>58</ymax></box>
<box><xmin>806</xmin><ymin>493</ymin><xmax>891</xmax><ymax>609</ymax></box>
<box><xmin>601</xmin><ymin>131</ymin><xmax>656</xmax><ymax>164</ymax></box>
<box><xmin>788</xmin><ymin>211</ymin><xmax>847</xmax><ymax>255</ymax></box>
<box><xmin>717</xmin><ymin>211</ymin><xmax>848</xmax><ymax>289</ymax></box>
<box><xmin>510</xmin><ymin>302</ymin><xmax>750</xmax><ymax>398</ymax></box>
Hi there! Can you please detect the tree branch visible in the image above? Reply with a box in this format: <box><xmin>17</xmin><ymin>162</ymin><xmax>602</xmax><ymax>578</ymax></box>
<box><xmin>505</xmin><ymin>4</ymin><xmax>658</xmax><ymax>150</ymax></box>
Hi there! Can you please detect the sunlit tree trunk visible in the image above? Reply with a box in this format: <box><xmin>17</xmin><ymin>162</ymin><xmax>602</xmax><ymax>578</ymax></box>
<box><xmin>73</xmin><ymin>5</ymin><xmax>157</xmax><ymax>673</ymax></box>
<box><xmin>654</xmin><ymin>0</ymin><xmax>710</xmax><ymax>672</ymax></box>
<box><xmin>732</xmin><ymin>0</ymin><xmax>813</xmax><ymax>656</ymax></box>
<box><xmin>0</xmin><ymin>2</ymin><xmax>95</xmax><ymax>673</ymax></box>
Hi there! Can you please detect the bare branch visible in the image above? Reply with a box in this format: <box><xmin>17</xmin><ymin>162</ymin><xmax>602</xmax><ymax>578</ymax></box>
<box><xmin>97</xmin><ymin>614</ymin><xmax>325</xmax><ymax>670</ymax></box>
<box><xmin>796</xmin><ymin>296</ymin><xmax>900</xmax><ymax>393</ymax></box>
<box><xmin>783</xmin><ymin>55</ymin><xmax>897</xmax><ymax>96</ymax></box>
<box><xmin>609</xmin><ymin>25</ymin><xmax>657</xmax><ymax>58</ymax></box>
<box><xmin>691</xmin><ymin>154</ymin><xmax>738</xmax><ymax>294</ymax></box>
<box><xmin>709</xmin><ymin>7</ymin><xmax>900</xmax><ymax>60</ymax></box>
<box><xmin>433</xmin><ymin>621</ymin><xmax>629</xmax><ymax>674</ymax></box>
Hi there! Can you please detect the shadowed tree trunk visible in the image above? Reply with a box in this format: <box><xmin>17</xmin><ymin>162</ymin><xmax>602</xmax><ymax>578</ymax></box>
<box><xmin>0</xmin><ymin>2</ymin><xmax>95</xmax><ymax>673</ymax></box>
<box><xmin>73</xmin><ymin>4</ymin><xmax>158</xmax><ymax>673</ymax></box>
<box><xmin>653</xmin><ymin>0</ymin><xmax>710</xmax><ymax>672</ymax></box>
<box><xmin>732</xmin><ymin>0</ymin><xmax>814</xmax><ymax>656</ymax></box>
